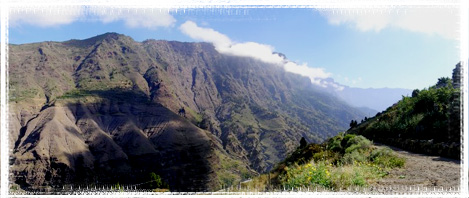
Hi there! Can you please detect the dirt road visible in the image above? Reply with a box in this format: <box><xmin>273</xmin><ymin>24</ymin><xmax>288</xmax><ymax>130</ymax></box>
<box><xmin>368</xmin><ymin>144</ymin><xmax>460</xmax><ymax>193</ymax></box>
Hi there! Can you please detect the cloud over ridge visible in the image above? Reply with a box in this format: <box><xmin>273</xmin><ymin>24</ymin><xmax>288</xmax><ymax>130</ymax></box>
<box><xmin>180</xmin><ymin>20</ymin><xmax>338</xmax><ymax>89</ymax></box>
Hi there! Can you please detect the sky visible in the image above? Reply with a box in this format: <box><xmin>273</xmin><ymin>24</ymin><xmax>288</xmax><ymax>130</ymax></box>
<box><xmin>6</xmin><ymin>5</ymin><xmax>463</xmax><ymax>90</ymax></box>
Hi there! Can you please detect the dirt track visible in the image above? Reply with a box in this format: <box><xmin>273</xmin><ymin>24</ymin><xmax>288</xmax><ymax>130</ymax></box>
<box><xmin>368</xmin><ymin>144</ymin><xmax>460</xmax><ymax>193</ymax></box>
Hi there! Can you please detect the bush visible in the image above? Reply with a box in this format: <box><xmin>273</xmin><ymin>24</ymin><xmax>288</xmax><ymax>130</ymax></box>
<box><xmin>344</xmin><ymin>135</ymin><xmax>372</xmax><ymax>154</ymax></box>
<box><xmin>313</xmin><ymin>151</ymin><xmax>340</xmax><ymax>164</ymax></box>
<box><xmin>327</xmin><ymin>137</ymin><xmax>343</xmax><ymax>153</ymax></box>
<box><xmin>342</xmin><ymin>150</ymin><xmax>367</xmax><ymax>165</ymax></box>
<box><xmin>370</xmin><ymin>147</ymin><xmax>405</xmax><ymax>168</ymax></box>
<box><xmin>148</xmin><ymin>172</ymin><xmax>168</xmax><ymax>189</ymax></box>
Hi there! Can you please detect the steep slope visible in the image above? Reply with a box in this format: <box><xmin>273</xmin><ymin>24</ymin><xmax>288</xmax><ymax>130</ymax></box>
<box><xmin>11</xmin><ymin>92</ymin><xmax>252</xmax><ymax>191</ymax></box>
<box><xmin>9</xmin><ymin>33</ymin><xmax>365</xmax><ymax>191</ymax></box>
<box><xmin>347</xmin><ymin>65</ymin><xmax>462</xmax><ymax>159</ymax></box>
<box><xmin>141</xmin><ymin>39</ymin><xmax>364</xmax><ymax>171</ymax></box>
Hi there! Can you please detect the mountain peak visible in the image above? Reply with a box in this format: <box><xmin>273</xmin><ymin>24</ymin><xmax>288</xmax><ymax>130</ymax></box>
<box><xmin>64</xmin><ymin>32</ymin><xmax>130</xmax><ymax>48</ymax></box>
<box><xmin>96</xmin><ymin>32</ymin><xmax>125</xmax><ymax>40</ymax></box>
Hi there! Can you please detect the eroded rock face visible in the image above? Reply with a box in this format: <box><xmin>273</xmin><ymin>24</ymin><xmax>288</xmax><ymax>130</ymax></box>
<box><xmin>11</xmin><ymin>101</ymin><xmax>228</xmax><ymax>191</ymax></box>
<box><xmin>9</xmin><ymin>33</ymin><xmax>364</xmax><ymax>191</ymax></box>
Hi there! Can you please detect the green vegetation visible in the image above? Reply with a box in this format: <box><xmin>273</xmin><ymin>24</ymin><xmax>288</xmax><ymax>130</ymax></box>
<box><xmin>56</xmin><ymin>88</ymin><xmax>150</xmax><ymax>104</ymax></box>
<box><xmin>147</xmin><ymin>172</ymin><xmax>169</xmax><ymax>190</ymax></box>
<box><xmin>349</xmin><ymin>77</ymin><xmax>460</xmax><ymax>159</ymax></box>
<box><xmin>184</xmin><ymin>106</ymin><xmax>203</xmax><ymax>124</ymax></box>
<box><xmin>240</xmin><ymin>133</ymin><xmax>405</xmax><ymax>191</ymax></box>
<box><xmin>113</xmin><ymin>182</ymin><xmax>124</xmax><ymax>192</ymax></box>
<box><xmin>214</xmin><ymin>150</ymin><xmax>254</xmax><ymax>190</ymax></box>
<box><xmin>10</xmin><ymin>87</ymin><xmax>41</xmax><ymax>102</ymax></box>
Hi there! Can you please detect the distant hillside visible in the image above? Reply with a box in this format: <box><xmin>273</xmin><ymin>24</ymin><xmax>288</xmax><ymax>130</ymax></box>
<box><xmin>316</xmin><ymin>78</ymin><xmax>411</xmax><ymax>113</ymax></box>
<box><xmin>8</xmin><ymin>33</ymin><xmax>365</xmax><ymax>191</ymax></box>
<box><xmin>336</xmin><ymin>86</ymin><xmax>412</xmax><ymax>112</ymax></box>
<box><xmin>347</xmin><ymin>63</ymin><xmax>462</xmax><ymax>159</ymax></box>
<box><xmin>356</xmin><ymin>106</ymin><xmax>378</xmax><ymax>118</ymax></box>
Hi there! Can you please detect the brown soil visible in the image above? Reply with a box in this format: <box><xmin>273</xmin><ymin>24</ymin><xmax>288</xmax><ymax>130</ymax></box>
<box><xmin>368</xmin><ymin>144</ymin><xmax>460</xmax><ymax>194</ymax></box>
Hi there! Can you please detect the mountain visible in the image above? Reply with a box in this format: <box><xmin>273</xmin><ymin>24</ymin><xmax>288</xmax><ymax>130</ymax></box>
<box><xmin>8</xmin><ymin>32</ymin><xmax>365</xmax><ymax>191</ymax></box>
<box><xmin>335</xmin><ymin>86</ymin><xmax>412</xmax><ymax>113</ymax></box>
<box><xmin>317</xmin><ymin>78</ymin><xmax>412</xmax><ymax>113</ymax></box>
<box><xmin>347</xmin><ymin>64</ymin><xmax>462</xmax><ymax>159</ymax></box>
<box><xmin>355</xmin><ymin>106</ymin><xmax>379</xmax><ymax>118</ymax></box>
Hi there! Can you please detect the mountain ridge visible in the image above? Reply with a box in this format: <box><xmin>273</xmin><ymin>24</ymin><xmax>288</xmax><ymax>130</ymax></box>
<box><xmin>9</xmin><ymin>32</ymin><xmax>367</xmax><ymax>191</ymax></box>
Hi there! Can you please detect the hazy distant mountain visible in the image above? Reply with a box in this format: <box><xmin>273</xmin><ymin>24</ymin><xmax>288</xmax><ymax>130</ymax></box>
<box><xmin>335</xmin><ymin>86</ymin><xmax>412</xmax><ymax>113</ymax></box>
<box><xmin>355</xmin><ymin>106</ymin><xmax>379</xmax><ymax>118</ymax></box>
<box><xmin>9</xmin><ymin>33</ymin><xmax>365</xmax><ymax>191</ymax></box>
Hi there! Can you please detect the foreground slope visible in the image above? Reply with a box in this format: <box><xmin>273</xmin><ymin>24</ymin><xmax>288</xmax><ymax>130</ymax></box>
<box><xmin>9</xmin><ymin>33</ymin><xmax>365</xmax><ymax>191</ymax></box>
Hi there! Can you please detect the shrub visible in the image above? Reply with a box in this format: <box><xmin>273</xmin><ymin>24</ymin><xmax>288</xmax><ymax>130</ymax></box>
<box><xmin>344</xmin><ymin>135</ymin><xmax>372</xmax><ymax>154</ymax></box>
<box><xmin>280</xmin><ymin>162</ymin><xmax>332</xmax><ymax>189</ymax></box>
<box><xmin>328</xmin><ymin>137</ymin><xmax>343</xmax><ymax>153</ymax></box>
<box><xmin>148</xmin><ymin>172</ymin><xmax>168</xmax><ymax>189</ymax></box>
<box><xmin>342</xmin><ymin>150</ymin><xmax>367</xmax><ymax>165</ymax></box>
<box><xmin>370</xmin><ymin>147</ymin><xmax>405</xmax><ymax>168</ymax></box>
<box><xmin>341</xmin><ymin>134</ymin><xmax>355</xmax><ymax>149</ymax></box>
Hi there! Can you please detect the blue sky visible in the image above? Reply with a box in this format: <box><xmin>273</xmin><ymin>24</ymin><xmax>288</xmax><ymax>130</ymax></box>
<box><xmin>8</xmin><ymin>6</ymin><xmax>462</xmax><ymax>90</ymax></box>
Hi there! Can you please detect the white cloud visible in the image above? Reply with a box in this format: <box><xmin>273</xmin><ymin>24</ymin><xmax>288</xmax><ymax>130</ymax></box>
<box><xmin>179</xmin><ymin>20</ymin><xmax>336</xmax><ymax>88</ymax></box>
<box><xmin>323</xmin><ymin>80</ymin><xmax>344</xmax><ymax>91</ymax></box>
<box><xmin>9</xmin><ymin>6</ymin><xmax>176</xmax><ymax>29</ymax></box>
<box><xmin>225</xmin><ymin>42</ymin><xmax>285</xmax><ymax>64</ymax></box>
<box><xmin>324</xmin><ymin>9</ymin><xmax>391</xmax><ymax>32</ymax></box>
<box><xmin>321</xmin><ymin>8</ymin><xmax>458</xmax><ymax>40</ymax></box>
<box><xmin>283</xmin><ymin>62</ymin><xmax>331</xmax><ymax>85</ymax></box>
<box><xmin>9</xmin><ymin>6</ymin><xmax>84</xmax><ymax>27</ymax></box>
<box><xmin>342</xmin><ymin>76</ymin><xmax>362</xmax><ymax>86</ymax></box>
<box><xmin>91</xmin><ymin>7</ymin><xmax>176</xmax><ymax>29</ymax></box>
<box><xmin>179</xmin><ymin>20</ymin><xmax>231</xmax><ymax>49</ymax></box>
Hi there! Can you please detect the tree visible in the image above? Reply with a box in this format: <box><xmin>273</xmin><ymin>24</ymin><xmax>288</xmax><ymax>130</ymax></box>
<box><xmin>412</xmin><ymin>89</ymin><xmax>420</xmax><ymax>97</ymax></box>
<box><xmin>178</xmin><ymin>107</ymin><xmax>186</xmax><ymax>118</ymax></box>
<box><xmin>436</xmin><ymin>77</ymin><xmax>451</xmax><ymax>88</ymax></box>
<box><xmin>349</xmin><ymin>120</ymin><xmax>358</xmax><ymax>128</ymax></box>
<box><xmin>149</xmin><ymin>172</ymin><xmax>163</xmax><ymax>189</ymax></box>
<box><xmin>300</xmin><ymin>137</ymin><xmax>307</xmax><ymax>148</ymax></box>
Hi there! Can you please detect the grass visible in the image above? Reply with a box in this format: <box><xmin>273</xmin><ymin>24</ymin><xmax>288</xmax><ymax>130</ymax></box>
<box><xmin>9</xmin><ymin>87</ymin><xmax>41</xmax><ymax>102</ymax></box>
<box><xmin>213</xmin><ymin>150</ymin><xmax>254</xmax><ymax>191</ymax></box>
<box><xmin>277</xmin><ymin>158</ymin><xmax>396</xmax><ymax>190</ymax></box>
<box><xmin>56</xmin><ymin>88</ymin><xmax>151</xmax><ymax>104</ymax></box>
<box><xmin>185</xmin><ymin>107</ymin><xmax>203</xmax><ymax>124</ymax></box>
<box><xmin>241</xmin><ymin>133</ymin><xmax>405</xmax><ymax>191</ymax></box>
